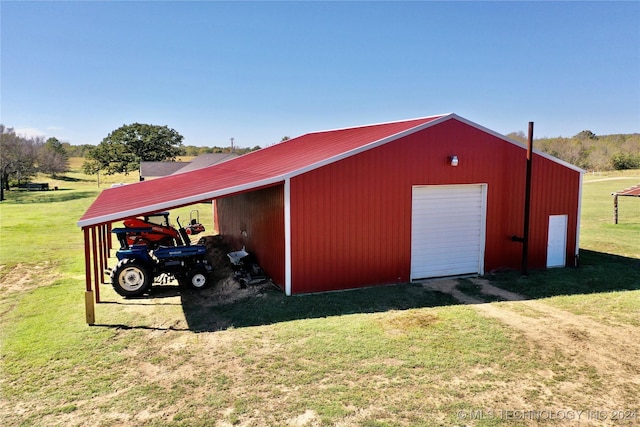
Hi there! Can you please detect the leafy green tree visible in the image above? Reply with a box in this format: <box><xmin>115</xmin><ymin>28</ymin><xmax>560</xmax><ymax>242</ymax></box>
<box><xmin>611</xmin><ymin>152</ymin><xmax>640</xmax><ymax>170</ymax></box>
<box><xmin>575</xmin><ymin>130</ymin><xmax>598</xmax><ymax>140</ymax></box>
<box><xmin>38</xmin><ymin>137</ymin><xmax>69</xmax><ymax>176</ymax></box>
<box><xmin>84</xmin><ymin>123</ymin><xmax>184</xmax><ymax>175</ymax></box>
<box><xmin>506</xmin><ymin>131</ymin><xmax>527</xmax><ymax>144</ymax></box>
<box><xmin>0</xmin><ymin>125</ymin><xmax>39</xmax><ymax>200</ymax></box>
<box><xmin>62</xmin><ymin>143</ymin><xmax>95</xmax><ymax>157</ymax></box>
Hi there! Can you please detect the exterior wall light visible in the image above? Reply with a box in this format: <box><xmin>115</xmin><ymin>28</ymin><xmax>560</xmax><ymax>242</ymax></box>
<box><xmin>450</xmin><ymin>155</ymin><xmax>459</xmax><ymax>166</ymax></box>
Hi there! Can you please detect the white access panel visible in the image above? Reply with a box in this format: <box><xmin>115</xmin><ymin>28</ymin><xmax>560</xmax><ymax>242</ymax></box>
<box><xmin>411</xmin><ymin>184</ymin><xmax>487</xmax><ymax>280</ymax></box>
<box><xmin>546</xmin><ymin>214</ymin><xmax>568</xmax><ymax>268</ymax></box>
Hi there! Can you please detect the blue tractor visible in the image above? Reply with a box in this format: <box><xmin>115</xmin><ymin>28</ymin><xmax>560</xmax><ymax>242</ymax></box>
<box><xmin>110</xmin><ymin>216</ymin><xmax>212</xmax><ymax>297</ymax></box>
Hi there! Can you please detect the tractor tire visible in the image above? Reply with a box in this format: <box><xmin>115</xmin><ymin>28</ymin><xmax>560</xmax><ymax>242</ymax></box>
<box><xmin>111</xmin><ymin>258</ymin><xmax>152</xmax><ymax>297</ymax></box>
<box><xmin>181</xmin><ymin>267</ymin><xmax>210</xmax><ymax>290</ymax></box>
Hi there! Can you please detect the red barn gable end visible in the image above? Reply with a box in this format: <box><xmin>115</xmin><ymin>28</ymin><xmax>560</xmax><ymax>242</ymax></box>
<box><xmin>215</xmin><ymin>116</ymin><xmax>583</xmax><ymax>294</ymax></box>
<box><xmin>79</xmin><ymin>114</ymin><xmax>583</xmax><ymax>297</ymax></box>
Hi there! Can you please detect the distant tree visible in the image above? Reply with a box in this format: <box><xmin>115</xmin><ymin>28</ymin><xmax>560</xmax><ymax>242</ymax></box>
<box><xmin>81</xmin><ymin>157</ymin><xmax>102</xmax><ymax>176</ymax></box>
<box><xmin>180</xmin><ymin>144</ymin><xmax>261</xmax><ymax>157</ymax></box>
<box><xmin>38</xmin><ymin>137</ymin><xmax>69</xmax><ymax>176</ymax></box>
<box><xmin>0</xmin><ymin>125</ymin><xmax>18</xmax><ymax>200</ymax></box>
<box><xmin>84</xmin><ymin>123</ymin><xmax>184</xmax><ymax>175</ymax></box>
<box><xmin>63</xmin><ymin>143</ymin><xmax>95</xmax><ymax>158</ymax></box>
<box><xmin>575</xmin><ymin>130</ymin><xmax>598</xmax><ymax>140</ymax></box>
<box><xmin>183</xmin><ymin>146</ymin><xmax>201</xmax><ymax>156</ymax></box>
<box><xmin>0</xmin><ymin>125</ymin><xmax>38</xmax><ymax>200</ymax></box>
<box><xmin>506</xmin><ymin>131</ymin><xmax>527</xmax><ymax>144</ymax></box>
<box><xmin>588</xmin><ymin>144</ymin><xmax>612</xmax><ymax>171</ymax></box>
<box><xmin>611</xmin><ymin>152</ymin><xmax>640</xmax><ymax>170</ymax></box>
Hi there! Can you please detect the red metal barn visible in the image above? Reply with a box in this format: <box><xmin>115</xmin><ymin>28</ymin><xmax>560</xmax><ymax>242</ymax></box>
<box><xmin>78</xmin><ymin>113</ymin><xmax>583</xmax><ymax>299</ymax></box>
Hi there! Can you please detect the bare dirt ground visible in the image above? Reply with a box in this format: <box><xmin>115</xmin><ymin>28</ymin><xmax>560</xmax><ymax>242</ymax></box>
<box><xmin>3</xmin><ymin>251</ymin><xmax>639</xmax><ymax>426</ymax></box>
<box><xmin>425</xmin><ymin>277</ymin><xmax>640</xmax><ymax>422</ymax></box>
<box><xmin>0</xmin><ymin>261</ymin><xmax>53</xmax><ymax>294</ymax></box>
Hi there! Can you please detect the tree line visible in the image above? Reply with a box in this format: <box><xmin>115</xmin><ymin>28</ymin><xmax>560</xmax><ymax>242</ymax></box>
<box><xmin>0</xmin><ymin>123</ymin><xmax>265</xmax><ymax>200</ymax></box>
<box><xmin>2</xmin><ymin>121</ymin><xmax>638</xmax><ymax>201</ymax></box>
<box><xmin>0</xmin><ymin>125</ymin><xmax>69</xmax><ymax>200</ymax></box>
<box><xmin>506</xmin><ymin>130</ymin><xmax>640</xmax><ymax>171</ymax></box>
<box><xmin>59</xmin><ymin>142</ymin><xmax>260</xmax><ymax>158</ymax></box>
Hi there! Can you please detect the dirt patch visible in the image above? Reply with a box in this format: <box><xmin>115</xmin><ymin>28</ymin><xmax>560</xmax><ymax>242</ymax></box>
<box><xmin>197</xmin><ymin>235</ymin><xmax>235</xmax><ymax>281</ymax></box>
<box><xmin>472</xmin><ymin>299</ymin><xmax>640</xmax><ymax>414</ymax></box>
<box><xmin>475</xmin><ymin>300</ymin><xmax>640</xmax><ymax>381</ymax></box>
<box><xmin>421</xmin><ymin>278</ymin><xmax>485</xmax><ymax>304</ymax></box>
<box><xmin>422</xmin><ymin>277</ymin><xmax>528</xmax><ymax>304</ymax></box>
<box><xmin>468</xmin><ymin>277</ymin><xmax>528</xmax><ymax>301</ymax></box>
<box><xmin>194</xmin><ymin>235</ymin><xmax>276</xmax><ymax>306</ymax></box>
<box><xmin>421</xmin><ymin>277</ymin><xmax>640</xmax><ymax>420</ymax></box>
<box><xmin>0</xmin><ymin>261</ymin><xmax>54</xmax><ymax>295</ymax></box>
<box><xmin>286</xmin><ymin>409</ymin><xmax>320</xmax><ymax>427</ymax></box>
<box><xmin>382</xmin><ymin>310</ymin><xmax>439</xmax><ymax>332</ymax></box>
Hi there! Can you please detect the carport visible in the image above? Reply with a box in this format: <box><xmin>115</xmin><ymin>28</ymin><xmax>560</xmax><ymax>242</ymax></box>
<box><xmin>612</xmin><ymin>184</ymin><xmax>640</xmax><ymax>224</ymax></box>
<box><xmin>78</xmin><ymin>171</ymin><xmax>286</xmax><ymax>325</ymax></box>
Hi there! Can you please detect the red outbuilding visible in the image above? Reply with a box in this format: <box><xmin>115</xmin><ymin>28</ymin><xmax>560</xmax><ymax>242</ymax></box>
<box><xmin>79</xmin><ymin>113</ymin><xmax>583</xmax><ymax>301</ymax></box>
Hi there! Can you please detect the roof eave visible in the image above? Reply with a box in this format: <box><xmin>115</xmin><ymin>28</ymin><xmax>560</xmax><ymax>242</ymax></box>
<box><xmin>77</xmin><ymin>176</ymin><xmax>286</xmax><ymax>228</ymax></box>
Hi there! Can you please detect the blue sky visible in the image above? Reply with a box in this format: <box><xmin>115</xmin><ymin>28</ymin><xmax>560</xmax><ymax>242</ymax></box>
<box><xmin>2</xmin><ymin>1</ymin><xmax>639</xmax><ymax>147</ymax></box>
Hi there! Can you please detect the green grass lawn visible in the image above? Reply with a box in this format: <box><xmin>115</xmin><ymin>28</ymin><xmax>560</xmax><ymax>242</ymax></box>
<box><xmin>1</xmin><ymin>166</ymin><xmax>639</xmax><ymax>426</ymax></box>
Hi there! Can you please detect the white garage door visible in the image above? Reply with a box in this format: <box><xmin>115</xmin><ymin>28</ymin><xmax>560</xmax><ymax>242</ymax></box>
<box><xmin>411</xmin><ymin>184</ymin><xmax>487</xmax><ymax>280</ymax></box>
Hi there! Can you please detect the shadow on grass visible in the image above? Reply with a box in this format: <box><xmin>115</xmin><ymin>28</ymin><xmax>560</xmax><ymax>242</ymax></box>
<box><xmin>53</xmin><ymin>175</ymin><xmax>91</xmax><ymax>182</ymax></box>
<box><xmin>179</xmin><ymin>249</ymin><xmax>639</xmax><ymax>333</ymax></box>
<box><xmin>180</xmin><ymin>282</ymin><xmax>460</xmax><ymax>333</ymax></box>
<box><xmin>487</xmin><ymin>249</ymin><xmax>640</xmax><ymax>299</ymax></box>
<box><xmin>94</xmin><ymin>249</ymin><xmax>638</xmax><ymax>333</ymax></box>
<box><xmin>3</xmin><ymin>190</ymin><xmax>98</xmax><ymax>204</ymax></box>
<box><xmin>92</xmin><ymin>323</ymin><xmax>190</xmax><ymax>331</ymax></box>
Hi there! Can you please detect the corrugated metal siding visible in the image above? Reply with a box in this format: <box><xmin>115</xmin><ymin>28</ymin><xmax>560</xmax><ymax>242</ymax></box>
<box><xmin>290</xmin><ymin>147</ymin><xmax>413</xmax><ymax>293</ymax></box>
<box><xmin>528</xmin><ymin>157</ymin><xmax>581</xmax><ymax>268</ymax></box>
<box><xmin>215</xmin><ymin>185</ymin><xmax>285</xmax><ymax>287</ymax></box>
<box><xmin>289</xmin><ymin>119</ymin><xmax>581</xmax><ymax>293</ymax></box>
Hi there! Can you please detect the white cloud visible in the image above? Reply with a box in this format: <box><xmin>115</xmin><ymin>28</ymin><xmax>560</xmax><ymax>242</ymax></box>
<box><xmin>14</xmin><ymin>127</ymin><xmax>47</xmax><ymax>139</ymax></box>
<box><xmin>13</xmin><ymin>126</ymin><xmax>66</xmax><ymax>141</ymax></box>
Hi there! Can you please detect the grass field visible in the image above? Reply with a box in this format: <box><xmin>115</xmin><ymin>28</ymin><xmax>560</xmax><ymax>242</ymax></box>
<box><xmin>1</xmin><ymin>163</ymin><xmax>639</xmax><ymax>426</ymax></box>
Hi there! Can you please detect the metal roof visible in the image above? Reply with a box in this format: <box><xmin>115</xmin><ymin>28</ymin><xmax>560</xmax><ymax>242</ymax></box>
<box><xmin>613</xmin><ymin>184</ymin><xmax>640</xmax><ymax>197</ymax></box>
<box><xmin>78</xmin><ymin>114</ymin><xmax>447</xmax><ymax>227</ymax></box>
<box><xmin>139</xmin><ymin>161</ymin><xmax>188</xmax><ymax>178</ymax></box>
<box><xmin>77</xmin><ymin>113</ymin><xmax>584</xmax><ymax>227</ymax></box>
<box><xmin>172</xmin><ymin>153</ymin><xmax>238</xmax><ymax>174</ymax></box>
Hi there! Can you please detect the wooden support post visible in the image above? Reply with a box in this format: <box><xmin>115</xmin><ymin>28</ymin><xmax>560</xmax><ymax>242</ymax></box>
<box><xmin>85</xmin><ymin>291</ymin><xmax>95</xmax><ymax>325</ymax></box>
<box><xmin>83</xmin><ymin>227</ymin><xmax>95</xmax><ymax>325</ymax></box>
<box><xmin>613</xmin><ymin>194</ymin><xmax>618</xmax><ymax>224</ymax></box>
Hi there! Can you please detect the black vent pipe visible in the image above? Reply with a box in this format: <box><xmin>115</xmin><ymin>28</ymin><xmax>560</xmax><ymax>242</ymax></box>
<box><xmin>511</xmin><ymin>122</ymin><xmax>533</xmax><ymax>276</ymax></box>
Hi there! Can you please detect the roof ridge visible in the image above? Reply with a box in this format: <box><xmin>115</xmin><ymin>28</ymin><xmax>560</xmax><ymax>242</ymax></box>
<box><xmin>305</xmin><ymin>113</ymin><xmax>452</xmax><ymax>135</ymax></box>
